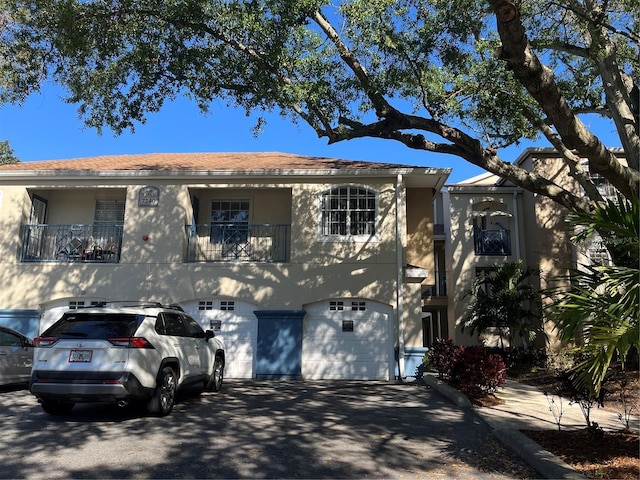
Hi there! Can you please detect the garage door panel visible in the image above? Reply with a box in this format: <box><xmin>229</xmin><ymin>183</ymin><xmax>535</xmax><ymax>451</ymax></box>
<box><xmin>218</xmin><ymin>319</ymin><xmax>257</xmax><ymax>379</ymax></box>
<box><xmin>303</xmin><ymin>340</ymin><xmax>386</xmax><ymax>359</ymax></box>
<box><xmin>181</xmin><ymin>301</ymin><xmax>257</xmax><ymax>379</ymax></box>
<box><xmin>303</xmin><ymin>360</ymin><xmax>390</xmax><ymax>380</ymax></box>
<box><xmin>305</xmin><ymin>315</ymin><xmax>388</xmax><ymax>335</ymax></box>
<box><xmin>302</xmin><ymin>301</ymin><xmax>392</xmax><ymax>380</ymax></box>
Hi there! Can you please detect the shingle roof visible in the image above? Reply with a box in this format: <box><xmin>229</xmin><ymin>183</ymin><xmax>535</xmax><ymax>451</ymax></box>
<box><xmin>0</xmin><ymin>152</ymin><xmax>417</xmax><ymax>172</ymax></box>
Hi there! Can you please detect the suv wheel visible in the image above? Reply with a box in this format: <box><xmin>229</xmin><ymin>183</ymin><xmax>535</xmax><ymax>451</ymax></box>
<box><xmin>206</xmin><ymin>357</ymin><xmax>224</xmax><ymax>392</ymax></box>
<box><xmin>147</xmin><ymin>366</ymin><xmax>177</xmax><ymax>416</ymax></box>
<box><xmin>41</xmin><ymin>400</ymin><xmax>75</xmax><ymax>415</ymax></box>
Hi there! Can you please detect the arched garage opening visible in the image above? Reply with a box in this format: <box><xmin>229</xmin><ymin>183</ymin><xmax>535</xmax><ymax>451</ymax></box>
<box><xmin>302</xmin><ymin>299</ymin><xmax>394</xmax><ymax>380</ymax></box>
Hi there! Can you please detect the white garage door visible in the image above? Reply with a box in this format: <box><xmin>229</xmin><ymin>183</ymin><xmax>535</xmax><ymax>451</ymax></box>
<box><xmin>302</xmin><ymin>299</ymin><xmax>393</xmax><ymax>380</ymax></box>
<box><xmin>40</xmin><ymin>298</ymin><xmax>110</xmax><ymax>334</ymax></box>
<box><xmin>181</xmin><ymin>300</ymin><xmax>258</xmax><ymax>379</ymax></box>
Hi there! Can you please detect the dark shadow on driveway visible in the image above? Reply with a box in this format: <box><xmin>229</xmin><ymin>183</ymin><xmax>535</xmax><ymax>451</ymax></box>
<box><xmin>0</xmin><ymin>380</ymin><xmax>537</xmax><ymax>479</ymax></box>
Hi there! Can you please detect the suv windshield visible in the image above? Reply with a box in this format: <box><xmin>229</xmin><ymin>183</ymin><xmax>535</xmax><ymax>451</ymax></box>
<box><xmin>43</xmin><ymin>313</ymin><xmax>143</xmax><ymax>339</ymax></box>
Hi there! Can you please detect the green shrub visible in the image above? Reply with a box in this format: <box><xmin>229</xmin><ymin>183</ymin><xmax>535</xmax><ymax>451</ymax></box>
<box><xmin>485</xmin><ymin>347</ymin><xmax>547</xmax><ymax>376</ymax></box>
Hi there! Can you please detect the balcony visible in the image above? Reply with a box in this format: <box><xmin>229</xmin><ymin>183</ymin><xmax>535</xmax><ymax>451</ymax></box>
<box><xmin>423</xmin><ymin>270</ymin><xmax>447</xmax><ymax>297</ymax></box>
<box><xmin>20</xmin><ymin>224</ymin><xmax>123</xmax><ymax>263</ymax></box>
<box><xmin>474</xmin><ymin>228</ymin><xmax>511</xmax><ymax>256</ymax></box>
<box><xmin>186</xmin><ymin>224</ymin><xmax>290</xmax><ymax>263</ymax></box>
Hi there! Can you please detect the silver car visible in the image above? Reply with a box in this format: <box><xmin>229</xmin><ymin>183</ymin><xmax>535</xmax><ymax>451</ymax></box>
<box><xmin>0</xmin><ymin>326</ymin><xmax>34</xmax><ymax>386</ymax></box>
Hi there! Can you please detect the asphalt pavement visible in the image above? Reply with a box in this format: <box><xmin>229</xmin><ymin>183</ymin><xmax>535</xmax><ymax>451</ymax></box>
<box><xmin>0</xmin><ymin>380</ymin><xmax>538</xmax><ymax>479</ymax></box>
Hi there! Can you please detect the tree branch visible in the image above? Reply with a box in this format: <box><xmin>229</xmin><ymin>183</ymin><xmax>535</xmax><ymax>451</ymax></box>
<box><xmin>529</xmin><ymin>40</ymin><xmax>590</xmax><ymax>58</ymax></box>
<box><xmin>330</xmin><ymin>112</ymin><xmax>592</xmax><ymax>212</ymax></box>
<box><xmin>488</xmin><ymin>0</ymin><xmax>639</xmax><ymax>200</ymax></box>
<box><xmin>311</xmin><ymin>10</ymin><xmax>396</xmax><ymax>119</ymax></box>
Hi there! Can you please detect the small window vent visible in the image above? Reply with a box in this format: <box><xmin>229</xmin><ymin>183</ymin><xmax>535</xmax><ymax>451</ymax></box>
<box><xmin>220</xmin><ymin>301</ymin><xmax>235</xmax><ymax>311</ymax></box>
<box><xmin>329</xmin><ymin>301</ymin><xmax>344</xmax><ymax>311</ymax></box>
<box><xmin>351</xmin><ymin>301</ymin><xmax>366</xmax><ymax>311</ymax></box>
<box><xmin>198</xmin><ymin>300</ymin><xmax>235</xmax><ymax>311</ymax></box>
<box><xmin>198</xmin><ymin>301</ymin><xmax>214</xmax><ymax>311</ymax></box>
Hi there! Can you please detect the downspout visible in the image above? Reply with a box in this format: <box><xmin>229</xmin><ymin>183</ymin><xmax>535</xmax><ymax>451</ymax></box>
<box><xmin>512</xmin><ymin>191</ymin><xmax>521</xmax><ymax>260</ymax></box>
<box><xmin>395</xmin><ymin>174</ymin><xmax>406</xmax><ymax>380</ymax></box>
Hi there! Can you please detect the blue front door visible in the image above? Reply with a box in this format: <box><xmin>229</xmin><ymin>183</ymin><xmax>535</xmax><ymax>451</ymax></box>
<box><xmin>255</xmin><ymin>310</ymin><xmax>305</xmax><ymax>380</ymax></box>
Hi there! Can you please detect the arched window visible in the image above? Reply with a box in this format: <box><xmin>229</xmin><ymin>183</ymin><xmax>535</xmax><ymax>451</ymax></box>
<box><xmin>320</xmin><ymin>186</ymin><xmax>377</xmax><ymax>237</ymax></box>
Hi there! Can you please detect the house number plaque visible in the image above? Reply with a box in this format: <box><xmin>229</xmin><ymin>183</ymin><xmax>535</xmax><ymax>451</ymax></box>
<box><xmin>138</xmin><ymin>186</ymin><xmax>160</xmax><ymax>207</ymax></box>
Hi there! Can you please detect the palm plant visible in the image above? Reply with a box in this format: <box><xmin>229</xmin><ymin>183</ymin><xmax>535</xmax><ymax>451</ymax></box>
<box><xmin>550</xmin><ymin>195</ymin><xmax>639</xmax><ymax>396</ymax></box>
<box><xmin>462</xmin><ymin>260</ymin><xmax>544</xmax><ymax>349</ymax></box>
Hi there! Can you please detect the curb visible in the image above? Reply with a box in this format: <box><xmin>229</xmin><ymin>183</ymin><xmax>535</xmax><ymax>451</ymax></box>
<box><xmin>423</xmin><ymin>375</ymin><xmax>472</xmax><ymax>408</ymax></box>
<box><xmin>423</xmin><ymin>374</ymin><xmax>588</xmax><ymax>480</ymax></box>
<box><xmin>492</xmin><ymin>428</ymin><xmax>588</xmax><ymax>479</ymax></box>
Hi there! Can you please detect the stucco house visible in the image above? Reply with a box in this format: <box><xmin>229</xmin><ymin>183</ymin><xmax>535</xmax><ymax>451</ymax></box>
<box><xmin>426</xmin><ymin>148</ymin><xmax>621</xmax><ymax>352</ymax></box>
<box><xmin>0</xmin><ymin>152</ymin><xmax>449</xmax><ymax>381</ymax></box>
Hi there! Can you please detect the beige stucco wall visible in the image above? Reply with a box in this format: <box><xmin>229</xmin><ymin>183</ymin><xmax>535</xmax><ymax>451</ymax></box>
<box><xmin>403</xmin><ymin>187</ymin><xmax>435</xmax><ymax>348</ymax></box>
<box><xmin>447</xmin><ymin>188</ymin><xmax>523</xmax><ymax>346</ymax></box>
<box><xmin>405</xmin><ymin>188</ymin><xmax>434</xmax><ymax>271</ymax></box>
<box><xmin>0</xmin><ymin>171</ymin><xmax>446</xmax><ymax>381</ymax></box>
<box><xmin>530</xmin><ymin>157</ymin><xmax>579</xmax><ymax>352</ymax></box>
<box><xmin>0</xmin><ymin>176</ymin><xmax>429</xmax><ymax>340</ymax></box>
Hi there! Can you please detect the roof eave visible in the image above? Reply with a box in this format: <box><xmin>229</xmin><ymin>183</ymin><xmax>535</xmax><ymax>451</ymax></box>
<box><xmin>0</xmin><ymin>166</ymin><xmax>452</xmax><ymax>185</ymax></box>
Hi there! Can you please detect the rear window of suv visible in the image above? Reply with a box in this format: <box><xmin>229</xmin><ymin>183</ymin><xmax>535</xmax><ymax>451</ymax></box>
<box><xmin>43</xmin><ymin>314</ymin><xmax>143</xmax><ymax>339</ymax></box>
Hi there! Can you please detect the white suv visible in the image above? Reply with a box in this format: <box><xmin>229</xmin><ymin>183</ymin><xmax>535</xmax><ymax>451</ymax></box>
<box><xmin>30</xmin><ymin>303</ymin><xmax>225</xmax><ymax>416</ymax></box>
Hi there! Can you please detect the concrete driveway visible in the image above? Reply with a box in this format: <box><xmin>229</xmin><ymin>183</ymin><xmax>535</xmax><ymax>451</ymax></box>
<box><xmin>0</xmin><ymin>380</ymin><xmax>538</xmax><ymax>479</ymax></box>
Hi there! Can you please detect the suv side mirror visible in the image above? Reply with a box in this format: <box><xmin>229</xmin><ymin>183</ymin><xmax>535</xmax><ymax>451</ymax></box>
<box><xmin>204</xmin><ymin>330</ymin><xmax>215</xmax><ymax>341</ymax></box>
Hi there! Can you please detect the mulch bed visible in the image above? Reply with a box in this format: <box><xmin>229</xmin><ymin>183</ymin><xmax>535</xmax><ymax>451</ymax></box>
<box><xmin>430</xmin><ymin>368</ymin><xmax>640</xmax><ymax>479</ymax></box>
<box><xmin>522</xmin><ymin>428</ymin><xmax>639</xmax><ymax>480</ymax></box>
<box><xmin>510</xmin><ymin>368</ymin><xmax>639</xmax><ymax>480</ymax></box>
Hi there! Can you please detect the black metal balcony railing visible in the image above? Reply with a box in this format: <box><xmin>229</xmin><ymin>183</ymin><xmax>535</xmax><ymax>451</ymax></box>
<box><xmin>474</xmin><ymin>228</ymin><xmax>511</xmax><ymax>255</ymax></box>
<box><xmin>423</xmin><ymin>270</ymin><xmax>447</xmax><ymax>297</ymax></box>
<box><xmin>20</xmin><ymin>224</ymin><xmax>123</xmax><ymax>263</ymax></box>
<box><xmin>186</xmin><ymin>223</ymin><xmax>290</xmax><ymax>263</ymax></box>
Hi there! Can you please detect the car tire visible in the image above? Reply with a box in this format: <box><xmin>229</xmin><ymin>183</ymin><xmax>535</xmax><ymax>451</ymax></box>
<box><xmin>147</xmin><ymin>366</ymin><xmax>177</xmax><ymax>416</ymax></box>
<box><xmin>206</xmin><ymin>357</ymin><xmax>224</xmax><ymax>392</ymax></box>
<box><xmin>41</xmin><ymin>400</ymin><xmax>75</xmax><ymax>415</ymax></box>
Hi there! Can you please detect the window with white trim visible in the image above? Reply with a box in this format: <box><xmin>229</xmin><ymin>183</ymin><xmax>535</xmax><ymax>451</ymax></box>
<box><xmin>198</xmin><ymin>301</ymin><xmax>214</xmax><ymax>311</ymax></box>
<box><xmin>329</xmin><ymin>301</ymin><xmax>345</xmax><ymax>311</ymax></box>
<box><xmin>320</xmin><ymin>186</ymin><xmax>376</xmax><ymax>238</ymax></box>
<box><xmin>580</xmin><ymin>160</ymin><xmax>618</xmax><ymax>201</ymax></box>
<box><xmin>210</xmin><ymin>200</ymin><xmax>249</xmax><ymax>242</ymax></box>
<box><xmin>351</xmin><ymin>301</ymin><xmax>366</xmax><ymax>311</ymax></box>
<box><xmin>94</xmin><ymin>200</ymin><xmax>125</xmax><ymax>225</ymax></box>
<box><xmin>198</xmin><ymin>300</ymin><xmax>235</xmax><ymax>311</ymax></box>
<box><xmin>220</xmin><ymin>301</ymin><xmax>235</xmax><ymax>311</ymax></box>
<box><xmin>67</xmin><ymin>300</ymin><xmax>103</xmax><ymax>310</ymax></box>
<box><xmin>587</xmin><ymin>243</ymin><xmax>612</xmax><ymax>266</ymax></box>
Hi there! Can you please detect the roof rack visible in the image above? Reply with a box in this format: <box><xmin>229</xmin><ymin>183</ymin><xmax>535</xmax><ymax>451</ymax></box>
<box><xmin>78</xmin><ymin>301</ymin><xmax>184</xmax><ymax>311</ymax></box>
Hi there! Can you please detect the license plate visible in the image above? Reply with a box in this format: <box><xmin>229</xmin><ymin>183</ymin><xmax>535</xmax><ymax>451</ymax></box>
<box><xmin>69</xmin><ymin>349</ymin><xmax>93</xmax><ymax>363</ymax></box>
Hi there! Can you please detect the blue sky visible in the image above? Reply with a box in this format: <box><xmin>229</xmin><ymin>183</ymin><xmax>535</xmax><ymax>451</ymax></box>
<box><xmin>0</xmin><ymin>83</ymin><xmax>620</xmax><ymax>184</ymax></box>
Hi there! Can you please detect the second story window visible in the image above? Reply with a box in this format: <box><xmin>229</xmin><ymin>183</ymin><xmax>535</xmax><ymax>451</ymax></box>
<box><xmin>210</xmin><ymin>201</ymin><xmax>250</xmax><ymax>242</ymax></box>
<box><xmin>581</xmin><ymin>159</ymin><xmax>618</xmax><ymax>201</ymax></box>
<box><xmin>471</xmin><ymin>202</ymin><xmax>512</xmax><ymax>256</ymax></box>
<box><xmin>210</xmin><ymin>200</ymin><xmax>251</xmax><ymax>259</ymax></box>
<box><xmin>320</xmin><ymin>186</ymin><xmax>376</xmax><ymax>238</ymax></box>
<box><xmin>94</xmin><ymin>200</ymin><xmax>125</xmax><ymax>225</ymax></box>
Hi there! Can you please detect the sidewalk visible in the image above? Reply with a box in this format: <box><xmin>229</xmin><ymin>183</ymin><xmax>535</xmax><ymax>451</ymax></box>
<box><xmin>424</xmin><ymin>375</ymin><xmax>638</xmax><ymax>479</ymax></box>
<box><xmin>477</xmin><ymin>379</ymin><xmax>626</xmax><ymax>432</ymax></box>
